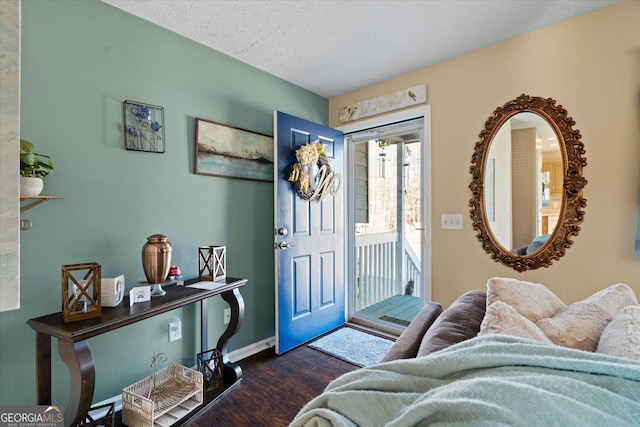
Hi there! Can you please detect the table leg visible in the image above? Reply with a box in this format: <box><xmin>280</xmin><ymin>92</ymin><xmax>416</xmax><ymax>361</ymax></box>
<box><xmin>35</xmin><ymin>332</ymin><xmax>52</xmax><ymax>405</ymax></box>
<box><xmin>201</xmin><ymin>298</ymin><xmax>209</xmax><ymax>354</ymax></box>
<box><xmin>57</xmin><ymin>339</ymin><xmax>95</xmax><ymax>427</ymax></box>
<box><xmin>217</xmin><ymin>288</ymin><xmax>245</xmax><ymax>386</ymax></box>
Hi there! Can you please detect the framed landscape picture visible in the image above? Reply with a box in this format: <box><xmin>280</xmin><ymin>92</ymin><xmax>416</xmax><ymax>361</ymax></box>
<box><xmin>195</xmin><ymin>118</ymin><xmax>274</xmax><ymax>182</ymax></box>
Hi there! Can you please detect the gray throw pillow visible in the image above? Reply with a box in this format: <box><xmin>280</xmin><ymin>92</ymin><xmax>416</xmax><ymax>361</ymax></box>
<box><xmin>380</xmin><ymin>301</ymin><xmax>443</xmax><ymax>362</ymax></box>
<box><xmin>416</xmin><ymin>290</ymin><xmax>486</xmax><ymax>356</ymax></box>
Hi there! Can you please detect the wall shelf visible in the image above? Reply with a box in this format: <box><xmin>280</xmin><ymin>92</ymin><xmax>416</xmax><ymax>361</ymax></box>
<box><xmin>19</xmin><ymin>195</ymin><xmax>62</xmax><ymax>230</ymax></box>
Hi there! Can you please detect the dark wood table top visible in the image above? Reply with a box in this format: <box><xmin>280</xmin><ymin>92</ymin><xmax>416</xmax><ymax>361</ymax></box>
<box><xmin>27</xmin><ymin>277</ymin><xmax>247</xmax><ymax>342</ymax></box>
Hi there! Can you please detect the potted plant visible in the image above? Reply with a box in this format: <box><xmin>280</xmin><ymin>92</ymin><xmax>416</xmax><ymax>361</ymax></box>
<box><xmin>19</xmin><ymin>139</ymin><xmax>53</xmax><ymax>196</ymax></box>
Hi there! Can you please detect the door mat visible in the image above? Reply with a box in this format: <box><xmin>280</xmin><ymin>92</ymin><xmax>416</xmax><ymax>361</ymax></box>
<box><xmin>309</xmin><ymin>327</ymin><xmax>394</xmax><ymax>367</ymax></box>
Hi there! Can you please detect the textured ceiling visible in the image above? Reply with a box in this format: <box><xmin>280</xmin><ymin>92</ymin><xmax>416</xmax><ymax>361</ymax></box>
<box><xmin>101</xmin><ymin>0</ymin><xmax>618</xmax><ymax>98</ymax></box>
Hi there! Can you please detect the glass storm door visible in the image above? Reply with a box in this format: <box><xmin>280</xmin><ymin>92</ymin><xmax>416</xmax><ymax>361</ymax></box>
<box><xmin>348</xmin><ymin>119</ymin><xmax>424</xmax><ymax>331</ymax></box>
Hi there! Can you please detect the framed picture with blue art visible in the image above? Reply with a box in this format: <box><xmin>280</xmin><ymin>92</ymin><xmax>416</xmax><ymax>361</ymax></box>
<box><xmin>123</xmin><ymin>100</ymin><xmax>165</xmax><ymax>153</ymax></box>
<box><xmin>194</xmin><ymin>117</ymin><xmax>274</xmax><ymax>182</ymax></box>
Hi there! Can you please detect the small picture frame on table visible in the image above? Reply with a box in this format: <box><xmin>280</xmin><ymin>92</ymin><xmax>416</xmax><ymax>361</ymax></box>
<box><xmin>129</xmin><ymin>286</ymin><xmax>151</xmax><ymax>307</ymax></box>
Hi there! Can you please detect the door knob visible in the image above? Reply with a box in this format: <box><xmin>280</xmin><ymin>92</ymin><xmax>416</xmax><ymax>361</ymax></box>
<box><xmin>277</xmin><ymin>227</ymin><xmax>288</xmax><ymax>236</ymax></box>
<box><xmin>278</xmin><ymin>241</ymin><xmax>294</xmax><ymax>250</ymax></box>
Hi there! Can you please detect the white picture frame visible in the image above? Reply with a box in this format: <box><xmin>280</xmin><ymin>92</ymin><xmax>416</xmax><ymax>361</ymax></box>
<box><xmin>129</xmin><ymin>286</ymin><xmax>151</xmax><ymax>307</ymax></box>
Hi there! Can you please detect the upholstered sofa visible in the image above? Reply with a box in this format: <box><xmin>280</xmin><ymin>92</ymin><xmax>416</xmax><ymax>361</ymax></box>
<box><xmin>381</xmin><ymin>290</ymin><xmax>487</xmax><ymax>362</ymax></box>
<box><xmin>382</xmin><ymin>277</ymin><xmax>640</xmax><ymax>362</ymax></box>
<box><xmin>292</xmin><ymin>279</ymin><xmax>640</xmax><ymax>426</ymax></box>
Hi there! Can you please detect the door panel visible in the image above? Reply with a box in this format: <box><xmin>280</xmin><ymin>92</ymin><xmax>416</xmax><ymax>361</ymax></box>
<box><xmin>274</xmin><ymin>111</ymin><xmax>344</xmax><ymax>354</ymax></box>
<box><xmin>292</xmin><ymin>255</ymin><xmax>311</xmax><ymax>318</ymax></box>
<box><xmin>293</xmin><ymin>197</ymin><xmax>310</xmax><ymax>236</ymax></box>
<box><xmin>320</xmin><ymin>251</ymin><xmax>336</xmax><ymax>307</ymax></box>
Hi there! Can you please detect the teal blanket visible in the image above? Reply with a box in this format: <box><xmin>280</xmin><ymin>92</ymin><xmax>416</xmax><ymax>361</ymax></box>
<box><xmin>291</xmin><ymin>335</ymin><xmax>640</xmax><ymax>426</ymax></box>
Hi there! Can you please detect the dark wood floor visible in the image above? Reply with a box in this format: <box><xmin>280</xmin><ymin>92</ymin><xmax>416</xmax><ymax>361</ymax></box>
<box><xmin>188</xmin><ymin>344</ymin><xmax>359</xmax><ymax>426</ymax></box>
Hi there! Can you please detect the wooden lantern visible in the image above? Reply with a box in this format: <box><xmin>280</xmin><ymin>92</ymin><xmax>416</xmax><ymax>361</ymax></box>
<box><xmin>198</xmin><ymin>246</ymin><xmax>226</xmax><ymax>281</ymax></box>
<box><xmin>62</xmin><ymin>262</ymin><xmax>102</xmax><ymax>323</ymax></box>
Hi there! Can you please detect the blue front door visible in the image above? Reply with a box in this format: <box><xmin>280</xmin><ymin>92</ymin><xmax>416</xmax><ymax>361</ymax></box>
<box><xmin>274</xmin><ymin>111</ymin><xmax>345</xmax><ymax>354</ymax></box>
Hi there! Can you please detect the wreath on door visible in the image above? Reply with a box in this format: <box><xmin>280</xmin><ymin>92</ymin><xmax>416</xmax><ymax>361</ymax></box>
<box><xmin>288</xmin><ymin>140</ymin><xmax>341</xmax><ymax>202</ymax></box>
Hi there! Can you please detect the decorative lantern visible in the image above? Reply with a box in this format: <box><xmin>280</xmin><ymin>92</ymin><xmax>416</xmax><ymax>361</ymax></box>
<box><xmin>62</xmin><ymin>262</ymin><xmax>101</xmax><ymax>323</ymax></box>
<box><xmin>197</xmin><ymin>349</ymin><xmax>224</xmax><ymax>394</ymax></box>
<box><xmin>198</xmin><ymin>246</ymin><xmax>226</xmax><ymax>281</ymax></box>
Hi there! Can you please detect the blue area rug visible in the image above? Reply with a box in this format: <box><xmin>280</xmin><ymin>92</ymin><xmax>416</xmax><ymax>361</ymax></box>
<box><xmin>309</xmin><ymin>327</ymin><xmax>394</xmax><ymax>367</ymax></box>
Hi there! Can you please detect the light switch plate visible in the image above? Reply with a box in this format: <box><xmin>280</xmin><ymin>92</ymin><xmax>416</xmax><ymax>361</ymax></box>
<box><xmin>441</xmin><ymin>214</ymin><xmax>463</xmax><ymax>230</ymax></box>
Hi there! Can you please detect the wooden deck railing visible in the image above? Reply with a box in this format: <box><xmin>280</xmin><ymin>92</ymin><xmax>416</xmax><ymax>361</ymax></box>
<box><xmin>355</xmin><ymin>232</ymin><xmax>421</xmax><ymax>311</ymax></box>
<box><xmin>405</xmin><ymin>243</ymin><xmax>421</xmax><ymax>295</ymax></box>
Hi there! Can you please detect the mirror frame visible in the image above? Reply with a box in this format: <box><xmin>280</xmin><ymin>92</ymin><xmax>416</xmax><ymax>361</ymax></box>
<box><xmin>469</xmin><ymin>94</ymin><xmax>587</xmax><ymax>272</ymax></box>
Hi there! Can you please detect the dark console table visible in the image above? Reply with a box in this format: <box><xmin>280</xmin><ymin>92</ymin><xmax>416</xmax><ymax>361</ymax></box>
<box><xmin>27</xmin><ymin>277</ymin><xmax>247</xmax><ymax>426</ymax></box>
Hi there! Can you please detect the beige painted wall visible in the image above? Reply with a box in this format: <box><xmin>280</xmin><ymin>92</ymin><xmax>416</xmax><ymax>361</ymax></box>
<box><xmin>330</xmin><ymin>1</ymin><xmax>640</xmax><ymax>307</ymax></box>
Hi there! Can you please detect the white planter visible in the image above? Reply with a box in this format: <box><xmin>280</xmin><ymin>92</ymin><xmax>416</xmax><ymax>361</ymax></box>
<box><xmin>20</xmin><ymin>177</ymin><xmax>44</xmax><ymax>197</ymax></box>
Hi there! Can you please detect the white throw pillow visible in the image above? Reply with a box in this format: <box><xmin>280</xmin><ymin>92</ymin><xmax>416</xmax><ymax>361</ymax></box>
<box><xmin>597</xmin><ymin>305</ymin><xmax>640</xmax><ymax>361</ymax></box>
<box><xmin>537</xmin><ymin>283</ymin><xmax>638</xmax><ymax>352</ymax></box>
<box><xmin>479</xmin><ymin>301</ymin><xmax>554</xmax><ymax>344</ymax></box>
<box><xmin>486</xmin><ymin>277</ymin><xmax>566</xmax><ymax>323</ymax></box>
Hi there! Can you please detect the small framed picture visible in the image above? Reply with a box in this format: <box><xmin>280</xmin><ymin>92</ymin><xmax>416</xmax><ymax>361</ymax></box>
<box><xmin>129</xmin><ymin>286</ymin><xmax>151</xmax><ymax>307</ymax></box>
<box><xmin>123</xmin><ymin>100</ymin><xmax>165</xmax><ymax>153</ymax></box>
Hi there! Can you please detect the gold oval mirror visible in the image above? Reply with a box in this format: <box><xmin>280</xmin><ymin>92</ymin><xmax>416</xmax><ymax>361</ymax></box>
<box><xmin>469</xmin><ymin>94</ymin><xmax>587</xmax><ymax>272</ymax></box>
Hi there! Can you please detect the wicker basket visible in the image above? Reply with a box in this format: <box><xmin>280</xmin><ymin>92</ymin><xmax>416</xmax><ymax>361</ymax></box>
<box><xmin>122</xmin><ymin>363</ymin><xmax>203</xmax><ymax>427</ymax></box>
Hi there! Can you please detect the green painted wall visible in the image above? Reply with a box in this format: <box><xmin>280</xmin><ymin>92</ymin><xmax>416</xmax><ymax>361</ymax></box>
<box><xmin>0</xmin><ymin>0</ymin><xmax>328</xmax><ymax>406</ymax></box>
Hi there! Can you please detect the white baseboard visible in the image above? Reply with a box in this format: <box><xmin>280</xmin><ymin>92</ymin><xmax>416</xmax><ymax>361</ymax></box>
<box><xmin>90</xmin><ymin>337</ymin><xmax>276</xmax><ymax>416</ymax></box>
<box><xmin>229</xmin><ymin>336</ymin><xmax>275</xmax><ymax>362</ymax></box>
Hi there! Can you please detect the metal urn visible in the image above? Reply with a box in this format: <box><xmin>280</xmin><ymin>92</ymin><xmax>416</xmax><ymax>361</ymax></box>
<box><xmin>142</xmin><ymin>234</ymin><xmax>172</xmax><ymax>296</ymax></box>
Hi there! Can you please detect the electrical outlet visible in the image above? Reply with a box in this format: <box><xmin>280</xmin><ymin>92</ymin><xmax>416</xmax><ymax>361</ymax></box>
<box><xmin>223</xmin><ymin>308</ymin><xmax>231</xmax><ymax>325</ymax></box>
<box><xmin>169</xmin><ymin>317</ymin><xmax>182</xmax><ymax>342</ymax></box>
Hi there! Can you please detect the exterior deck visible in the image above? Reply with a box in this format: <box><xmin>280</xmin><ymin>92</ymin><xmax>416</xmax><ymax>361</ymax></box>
<box><xmin>354</xmin><ymin>231</ymin><xmax>421</xmax><ymax>327</ymax></box>
<box><xmin>355</xmin><ymin>294</ymin><xmax>420</xmax><ymax>326</ymax></box>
